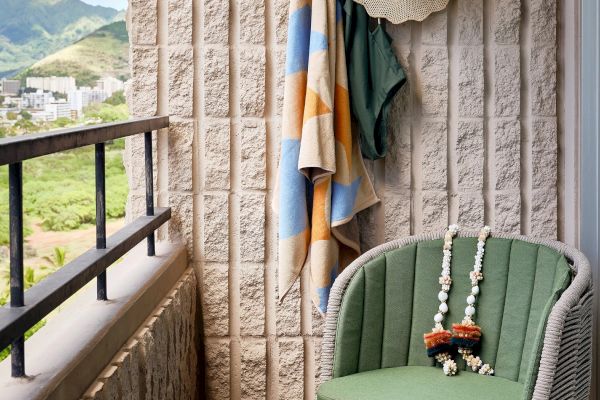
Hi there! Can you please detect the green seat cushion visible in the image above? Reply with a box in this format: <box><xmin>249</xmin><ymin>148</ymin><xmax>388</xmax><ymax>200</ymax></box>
<box><xmin>332</xmin><ymin>238</ymin><xmax>572</xmax><ymax>398</ymax></box>
<box><xmin>318</xmin><ymin>366</ymin><xmax>524</xmax><ymax>400</ymax></box>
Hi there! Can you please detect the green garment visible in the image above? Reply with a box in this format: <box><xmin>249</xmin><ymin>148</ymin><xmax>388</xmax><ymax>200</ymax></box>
<box><xmin>344</xmin><ymin>0</ymin><xmax>407</xmax><ymax>160</ymax></box>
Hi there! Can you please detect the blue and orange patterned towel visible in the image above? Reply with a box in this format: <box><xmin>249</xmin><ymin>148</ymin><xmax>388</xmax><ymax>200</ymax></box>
<box><xmin>275</xmin><ymin>0</ymin><xmax>379</xmax><ymax>314</ymax></box>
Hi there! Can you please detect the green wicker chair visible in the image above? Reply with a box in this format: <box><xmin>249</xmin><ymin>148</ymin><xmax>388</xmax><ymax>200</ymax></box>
<box><xmin>318</xmin><ymin>232</ymin><xmax>593</xmax><ymax>400</ymax></box>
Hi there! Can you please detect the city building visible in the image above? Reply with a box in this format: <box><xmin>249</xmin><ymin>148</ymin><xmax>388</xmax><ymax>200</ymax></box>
<box><xmin>22</xmin><ymin>89</ymin><xmax>55</xmax><ymax>109</ymax></box>
<box><xmin>68</xmin><ymin>88</ymin><xmax>109</xmax><ymax>114</ymax></box>
<box><xmin>95</xmin><ymin>77</ymin><xmax>124</xmax><ymax>97</ymax></box>
<box><xmin>26</xmin><ymin>76</ymin><xmax>76</xmax><ymax>94</ymax></box>
<box><xmin>44</xmin><ymin>100</ymin><xmax>71</xmax><ymax>121</ymax></box>
<box><xmin>0</xmin><ymin>79</ymin><xmax>20</xmax><ymax>96</ymax></box>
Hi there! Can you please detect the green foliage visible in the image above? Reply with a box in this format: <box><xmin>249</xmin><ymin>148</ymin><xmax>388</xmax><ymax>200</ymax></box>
<box><xmin>0</xmin><ymin>95</ymin><xmax>4</xmax><ymax>104</ymax></box>
<box><xmin>104</xmin><ymin>90</ymin><xmax>125</xmax><ymax>106</ymax></box>
<box><xmin>13</xmin><ymin>21</ymin><xmax>129</xmax><ymax>87</ymax></box>
<box><xmin>84</xmin><ymin>103</ymin><xmax>129</xmax><ymax>123</ymax></box>
<box><xmin>19</xmin><ymin>110</ymin><xmax>32</xmax><ymax>120</ymax></box>
<box><xmin>54</xmin><ymin>117</ymin><xmax>72</xmax><ymax>128</ymax></box>
<box><xmin>0</xmin><ymin>0</ymin><xmax>119</xmax><ymax>76</ymax></box>
<box><xmin>0</xmin><ymin>140</ymin><xmax>127</xmax><ymax>244</ymax></box>
<box><xmin>14</xmin><ymin>118</ymin><xmax>40</xmax><ymax>133</ymax></box>
<box><xmin>42</xmin><ymin>247</ymin><xmax>67</xmax><ymax>269</ymax></box>
<box><xmin>6</xmin><ymin>112</ymin><xmax>17</xmax><ymax>120</ymax></box>
<box><xmin>0</xmin><ymin>127</ymin><xmax>7</xmax><ymax>138</ymax></box>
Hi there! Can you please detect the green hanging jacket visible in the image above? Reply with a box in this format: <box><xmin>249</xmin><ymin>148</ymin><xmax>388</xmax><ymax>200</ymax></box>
<box><xmin>344</xmin><ymin>0</ymin><xmax>407</xmax><ymax>160</ymax></box>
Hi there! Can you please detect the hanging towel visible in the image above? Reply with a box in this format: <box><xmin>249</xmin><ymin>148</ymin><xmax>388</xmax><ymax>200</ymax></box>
<box><xmin>344</xmin><ymin>0</ymin><xmax>407</xmax><ymax>160</ymax></box>
<box><xmin>275</xmin><ymin>0</ymin><xmax>379</xmax><ymax>314</ymax></box>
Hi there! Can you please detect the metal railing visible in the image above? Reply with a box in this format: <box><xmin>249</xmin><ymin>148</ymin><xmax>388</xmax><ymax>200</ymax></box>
<box><xmin>0</xmin><ymin>116</ymin><xmax>170</xmax><ymax>377</ymax></box>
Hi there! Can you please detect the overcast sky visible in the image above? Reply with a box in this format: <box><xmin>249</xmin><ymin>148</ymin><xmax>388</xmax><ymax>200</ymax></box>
<box><xmin>81</xmin><ymin>0</ymin><xmax>127</xmax><ymax>10</ymax></box>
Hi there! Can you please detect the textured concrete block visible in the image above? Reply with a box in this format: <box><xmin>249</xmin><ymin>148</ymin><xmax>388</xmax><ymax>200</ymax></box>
<box><xmin>168</xmin><ymin>193</ymin><xmax>193</xmax><ymax>254</ymax></box>
<box><xmin>275</xmin><ymin>48</ymin><xmax>286</xmax><ymax>116</ymax></box>
<box><xmin>457</xmin><ymin>0</ymin><xmax>483</xmax><ymax>44</ymax></box>
<box><xmin>532</xmin><ymin>118</ymin><xmax>557</xmax><ymax>188</ymax></box>
<box><xmin>531</xmin><ymin>187</ymin><xmax>557</xmax><ymax>239</ymax></box>
<box><xmin>169</xmin><ymin>48</ymin><xmax>194</xmax><ymax>117</ymax></box>
<box><xmin>241</xmin><ymin>120</ymin><xmax>267</xmax><ymax>190</ymax></box>
<box><xmin>358</xmin><ymin>195</ymin><xmax>381</xmax><ymax>252</ymax></box>
<box><xmin>277</xmin><ymin>278</ymin><xmax>301</xmax><ymax>336</ymax></box>
<box><xmin>168</xmin><ymin>0</ymin><xmax>192</xmax><ymax>45</ymax></box>
<box><xmin>204</xmin><ymin>47</ymin><xmax>230</xmax><ymax>117</ymax></box>
<box><xmin>422</xmin><ymin>191</ymin><xmax>448</xmax><ymax>232</ymax></box>
<box><xmin>384</xmin><ymin>194</ymin><xmax>411</xmax><ymax>241</ymax></box>
<box><xmin>385</xmin><ymin>121</ymin><xmax>411</xmax><ymax>190</ymax></box>
<box><xmin>314</xmin><ymin>338</ymin><xmax>323</xmax><ymax>389</ymax></box>
<box><xmin>458</xmin><ymin>192</ymin><xmax>485</xmax><ymax>229</ymax></box>
<box><xmin>421</xmin><ymin>48</ymin><xmax>448</xmax><ymax>116</ymax></box>
<box><xmin>312</xmin><ymin>306</ymin><xmax>324</xmax><ymax>337</ymax></box>
<box><xmin>241</xmin><ymin>339</ymin><xmax>267</xmax><ymax>399</ymax></box>
<box><xmin>494</xmin><ymin>0</ymin><xmax>521</xmax><ymax>44</ymax></box>
<box><xmin>494</xmin><ymin>46</ymin><xmax>520</xmax><ymax>117</ymax></box>
<box><xmin>386</xmin><ymin>22</ymin><xmax>411</xmax><ymax>45</ymax></box>
<box><xmin>130</xmin><ymin>0</ymin><xmax>157</xmax><ymax>45</ymax></box>
<box><xmin>494</xmin><ymin>192</ymin><xmax>521</xmax><ymax>234</ymax></box>
<box><xmin>388</xmin><ymin>80</ymin><xmax>411</xmax><ymax>118</ymax></box>
<box><xmin>456</xmin><ymin>120</ymin><xmax>484</xmax><ymax>190</ymax></box>
<box><xmin>205</xmin><ymin>340</ymin><xmax>230</xmax><ymax>400</ymax></box>
<box><xmin>204</xmin><ymin>120</ymin><xmax>231</xmax><ymax>190</ymax></box>
<box><xmin>278</xmin><ymin>339</ymin><xmax>304</xmax><ymax>400</ymax></box>
<box><xmin>204</xmin><ymin>0</ymin><xmax>229</xmax><ymax>44</ymax></box>
<box><xmin>240</xmin><ymin>265</ymin><xmax>265</xmax><ymax>336</ymax></box>
<box><xmin>458</xmin><ymin>46</ymin><xmax>484</xmax><ymax>118</ymax></box>
<box><xmin>204</xmin><ymin>194</ymin><xmax>229</xmax><ymax>262</ymax></box>
<box><xmin>421</xmin><ymin>10</ymin><xmax>447</xmax><ymax>45</ymax></box>
<box><xmin>241</xmin><ymin>193</ymin><xmax>265</xmax><ymax>262</ymax></box>
<box><xmin>240</xmin><ymin>48</ymin><xmax>266</xmax><ymax>117</ymax></box>
<box><xmin>275</xmin><ymin>0</ymin><xmax>289</xmax><ymax>45</ymax></box>
<box><xmin>125</xmin><ymin>134</ymin><xmax>157</xmax><ymax>193</ymax></box>
<box><xmin>531</xmin><ymin>0</ymin><xmax>557</xmax><ymax>44</ymax></box>
<box><xmin>202</xmin><ymin>265</ymin><xmax>229</xmax><ymax>336</ymax></box>
<box><xmin>240</xmin><ymin>0</ymin><xmax>265</xmax><ymax>44</ymax></box>
<box><xmin>530</xmin><ymin>46</ymin><xmax>557</xmax><ymax>116</ymax></box>
<box><xmin>168</xmin><ymin>120</ymin><xmax>194</xmax><ymax>192</ymax></box>
<box><xmin>130</xmin><ymin>47</ymin><xmax>158</xmax><ymax>116</ymax></box>
<box><xmin>494</xmin><ymin>119</ymin><xmax>521</xmax><ymax>190</ymax></box>
<box><xmin>421</xmin><ymin>119</ymin><xmax>447</xmax><ymax>190</ymax></box>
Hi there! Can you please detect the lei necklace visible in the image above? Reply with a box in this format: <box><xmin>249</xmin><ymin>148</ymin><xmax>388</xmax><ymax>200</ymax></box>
<box><xmin>423</xmin><ymin>225</ymin><xmax>495</xmax><ymax>377</ymax></box>
<box><xmin>451</xmin><ymin>226</ymin><xmax>494</xmax><ymax>375</ymax></box>
<box><xmin>423</xmin><ymin>224</ymin><xmax>459</xmax><ymax>376</ymax></box>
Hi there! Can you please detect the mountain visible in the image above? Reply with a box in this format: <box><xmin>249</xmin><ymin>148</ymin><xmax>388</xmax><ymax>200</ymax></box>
<box><xmin>17</xmin><ymin>21</ymin><xmax>129</xmax><ymax>87</ymax></box>
<box><xmin>0</xmin><ymin>0</ymin><xmax>121</xmax><ymax>77</ymax></box>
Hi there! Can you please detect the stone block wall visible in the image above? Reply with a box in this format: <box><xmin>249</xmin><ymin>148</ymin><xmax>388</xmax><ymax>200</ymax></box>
<box><xmin>82</xmin><ymin>270</ymin><xmax>198</xmax><ymax>399</ymax></box>
<box><xmin>125</xmin><ymin>0</ymin><xmax>574</xmax><ymax>399</ymax></box>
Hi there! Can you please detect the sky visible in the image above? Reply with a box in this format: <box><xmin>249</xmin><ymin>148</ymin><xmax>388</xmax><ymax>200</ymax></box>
<box><xmin>81</xmin><ymin>0</ymin><xmax>128</xmax><ymax>10</ymax></box>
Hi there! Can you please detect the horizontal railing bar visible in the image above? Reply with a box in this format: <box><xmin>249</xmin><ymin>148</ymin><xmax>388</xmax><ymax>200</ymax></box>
<box><xmin>0</xmin><ymin>207</ymin><xmax>171</xmax><ymax>350</ymax></box>
<box><xmin>0</xmin><ymin>116</ymin><xmax>169</xmax><ymax>166</ymax></box>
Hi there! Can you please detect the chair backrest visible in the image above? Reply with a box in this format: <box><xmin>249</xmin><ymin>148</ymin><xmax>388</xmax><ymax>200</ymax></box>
<box><xmin>332</xmin><ymin>237</ymin><xmax>572</xmax><ymax>389</ymax></box>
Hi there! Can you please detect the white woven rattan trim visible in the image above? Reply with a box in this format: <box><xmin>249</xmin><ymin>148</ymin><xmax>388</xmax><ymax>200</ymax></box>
<box><xmin>320</xmin><ymin>231</ymin><xmax>593</xmax><ymax>400</ymax></box>
<box><xmin>353</xmin><ymin>0</ymin><xmax>450</xmax><ymax>24</ymax></box>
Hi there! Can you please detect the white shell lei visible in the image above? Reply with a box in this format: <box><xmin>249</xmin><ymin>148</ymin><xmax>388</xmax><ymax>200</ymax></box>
<box><xmin>458</xmin><ymin>226</ymin><xmax>495</xmax><ymax>376</ymax></box>
<box><xmin>432</xmin><ymin>225</ymin><xmax>459</xmax><ymax>376</ymax></box>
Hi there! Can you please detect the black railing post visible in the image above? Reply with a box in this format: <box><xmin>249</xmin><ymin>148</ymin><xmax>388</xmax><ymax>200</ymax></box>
<box><xmin>144</xmin><ymin>131</ymin><xmax>155</xmax><ymax>256</ymax></box>
<box><xmin>95</xmin><ymin>143</ymin><xmax>107</xmax><ymax>300</ymax></box>
<box><xmin>9</xmin><ymin>162</ymin><xmax>25</xmax><ymax>377</ymax></box>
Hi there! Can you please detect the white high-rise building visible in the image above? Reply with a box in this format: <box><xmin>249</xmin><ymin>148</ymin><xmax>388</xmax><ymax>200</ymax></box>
<box><xmin>26</xmin><ymin>76</ymin><xmax>76</xmax><ymax>94</ymax></box>
<box><xmin>68</xmin><ymin>88</ymin><xmax>109</xmax><ymax>114</ymax></box>
<box><xmin>95</xmin><ymin>77</ymin><xmax>124</xmax><ymax>97</ymax></box>
<box><xmin>0</xmin><ymin>79</ymin><xmax>20</xmax><ymax>96</ymax></box>
<box><xmin>22</xmin><ymin>90</ymin><xmax>55</xmax><ymax>109</ymax></box>
<box><xmin>44</xmin><ymin>100</ymin><xmax>71</xmax><ymax>121</ymax></box>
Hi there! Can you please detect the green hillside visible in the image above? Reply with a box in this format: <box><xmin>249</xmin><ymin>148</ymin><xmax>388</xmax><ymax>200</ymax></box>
<box><xmin>17</xmin><ymin>21</ymin><xmax>129</xmax><ymax>87</ymax></box>
<box><xmin>0</xmin><ymin>0</ymin><xmax>120</xmax><ymax>77</ymax></box>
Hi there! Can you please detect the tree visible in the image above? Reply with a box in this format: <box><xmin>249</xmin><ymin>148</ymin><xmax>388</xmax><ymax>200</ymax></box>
<box><xmin>54</xmin><ymin>117</ymin><xmax>72</xmax><ymax>128</ymax></box>
<box><xmin>0</xmin><ymin>127</ymin><xmax>7</xmax><ymax>138</ymax></box>
<box><xmin>19</xmin><ymin>110</ymin><xmax>32</xmax><ymax>120</ymax></box>
<box><xmin>104</xmin><ymin>90</ymin><xmax>125</xmax><ymax>106</ymax></box>
<box><xmin>6</xmin><ymin>112</ymin><xmax>17</xmax><ymax>120</ymax></box>
<box><xmin>0</xmin><ymin>95</ymin><xmax>4</xmax><ymax>104</ymax></box>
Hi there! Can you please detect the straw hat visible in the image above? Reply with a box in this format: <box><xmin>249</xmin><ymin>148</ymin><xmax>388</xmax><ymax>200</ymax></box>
<box><xmin>353</xmin><ymin>0</ymin><xmax>450</xmax><ymax>24</ymax></box>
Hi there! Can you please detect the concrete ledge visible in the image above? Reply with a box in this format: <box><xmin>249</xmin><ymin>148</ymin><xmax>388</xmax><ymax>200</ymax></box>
<box><xmin>0</xmin><ymin>241</ymin><xmax>188</xmax><ymax>399</ymax></box>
